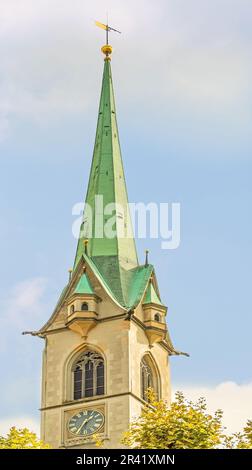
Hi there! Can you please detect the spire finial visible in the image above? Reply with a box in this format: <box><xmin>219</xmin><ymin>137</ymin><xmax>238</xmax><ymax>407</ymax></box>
<box><xmin>101</xmin><ymin>44</ymin><xmax>113</xmax><ymax>60</ymax></box>
<box><xmin>95</xmin><ymin>20</ymin><xmax>121</xmax><ymax>61</ymax></box>
<box><xmin>145</xmin><ymin>249</ymin><xmax>149</xmax><ymax>267</ymax></box>
<box><xmin>68</xmin><ymin>268</ymin><xmax>73</xmax><ymax>282</ymax></box>
<box><xmin>84</xmin><ymin>239</ymin><xmax>89</xmax><ymax>255</ymax></box>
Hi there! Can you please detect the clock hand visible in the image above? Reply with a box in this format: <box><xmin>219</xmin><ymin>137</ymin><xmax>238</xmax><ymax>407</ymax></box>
<box><xmin>87</xmin><ymin>411</ymin><xmax>94</xmax><ymax>421</ymax></box>
<box><xmin>76</xmin><ymin>412</ymin><xmax>95</xmax><ymax>435</ymax></box>
<box><xmin>76</xmin><ymin>418</ymin><xmax>89</xmax><ymax>435</ymax></box>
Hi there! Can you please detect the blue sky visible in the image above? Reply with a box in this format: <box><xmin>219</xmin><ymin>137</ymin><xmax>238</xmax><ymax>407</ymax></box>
<box><xmin>0</xmin><ymin>0</ymin><xmax>252</xmax><ymax>434</ymax></box>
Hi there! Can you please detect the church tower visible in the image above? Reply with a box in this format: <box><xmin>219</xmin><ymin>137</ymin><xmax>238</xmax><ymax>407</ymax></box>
<box><xmin>36</xmin><ymin>40</ymin><xmax>182</xmax><ymax>449</ymax></box>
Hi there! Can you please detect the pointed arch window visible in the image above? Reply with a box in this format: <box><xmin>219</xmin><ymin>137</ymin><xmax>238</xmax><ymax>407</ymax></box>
<box><xmin>73</xmin><ymin>351</ymin><xmax>104</xmax><ymax>400</ymax></box>
<box><xmin>140</xmin><ymin>356</ymin><xmax>159</xmax><ymax>401</ymax></box>
<box><xmin>81</xmin><ymin>302</ymin><xmax>88</xmax><ymax>311</ymax></box>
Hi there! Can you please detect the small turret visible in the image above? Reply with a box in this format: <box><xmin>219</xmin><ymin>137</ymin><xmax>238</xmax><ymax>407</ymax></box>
<box><xmin>142</xmin><ymin>279</ymin><xmax>167</xmax><ymax>346</ymax></box>
<box><xmin>66</xmin><ymin>269</ymin><xmax>100</xmax><ymax>339</ymax></box>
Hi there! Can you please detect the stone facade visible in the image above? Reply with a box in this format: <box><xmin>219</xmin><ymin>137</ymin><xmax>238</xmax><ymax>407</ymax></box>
<box><xmin>40</xmin><ymin>263</ymin><xmax>171</xmax><ymax>448</ymax></box>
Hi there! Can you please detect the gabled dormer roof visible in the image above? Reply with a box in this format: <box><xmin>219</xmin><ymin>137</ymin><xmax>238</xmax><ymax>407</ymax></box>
<box><xmin>143</xmin><ymin>281</ymin><xmax>165</xmax><ymax>307</ymax></box>
<box><xmin>74</xmin><ymin>271</ymin><xmax>94</xmax><ymax>295</ymax></box>
<box><xmin>82</xmin><ymin>253</ymin><xmax>153</xmax><ymax>310</ymax></box>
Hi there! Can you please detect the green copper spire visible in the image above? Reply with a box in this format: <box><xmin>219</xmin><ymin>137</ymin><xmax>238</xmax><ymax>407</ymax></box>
<box><xmin>37</xmin><ymin>43</ymin><xmax>184</xmax><ymax>358</ymax></box>
<box><xmin>74</xmin><ymin>51</ymin><xmax>138</xmax><ymax>284</ymax></box>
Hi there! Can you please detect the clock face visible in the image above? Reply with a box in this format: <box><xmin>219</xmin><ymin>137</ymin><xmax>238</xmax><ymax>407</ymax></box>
<box><xmin>68</xmin><ymin>409</ymin><xmax>104</xmax><ymax>436</ymax></box>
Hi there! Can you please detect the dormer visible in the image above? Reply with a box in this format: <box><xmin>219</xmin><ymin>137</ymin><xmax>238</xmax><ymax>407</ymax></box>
<box><xmin>142</xmin><ymin>280</ymin><xmax>167</xmax><ymax>346</ymax></box>
<box><xmin>66</xmin><ymin>270</ymin><xmax>100</xmax><ymax>339</ymax></box>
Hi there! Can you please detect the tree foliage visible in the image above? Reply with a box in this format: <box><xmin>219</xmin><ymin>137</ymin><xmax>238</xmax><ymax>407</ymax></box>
<box><xmin>122</xmin><ymin>390</ymin><xmax>224</xmax><ymax>449</ymax></box>
<box><xmin>224</xmin><ymin>420</ymin><xmax>252</xmax><ymax>449</ymax></box>
<box><xmin>1</xmin><ymin>399</ymin><xmax>252</xmax><ymax>449</ymax></box>
<box><xmin>122</xmin><ymin>390</ymin><xmax>252</xmax><ymax>449</ymax></box>
<box><xmin>0</xmin><ymin>427</ymin><xmax>49</xmax><ymax>449</ymax></box>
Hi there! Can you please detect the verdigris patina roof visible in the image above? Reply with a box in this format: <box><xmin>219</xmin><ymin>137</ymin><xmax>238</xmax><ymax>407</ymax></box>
<box><xmin>74</xmin><ymin>271</ymin><xmax>94</xmax><ymax>295</ymax></box>
<box><xmin>143</xmin><ymin>281</ymin><xmax>165</xmax><ymax>307</ymax></box>
<box><xmin>71</xmin><ymin>52</ymin><xmax>151</xmax><ymax>311</ymax></box>
<box><xmin>91</xmin><ymin>256</ymin><xmax>153</xmax><ymax>309</ymax></box>
<box><xmin>73</xmin><ymin>58</ymin><xmax>138</xmax><ymax>272</ymax></box>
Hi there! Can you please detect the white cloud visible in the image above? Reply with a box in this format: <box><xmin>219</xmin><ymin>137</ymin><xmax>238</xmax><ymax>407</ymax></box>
<box><xmin>3</xmin><ymin>277</ymin><xmax>48</xmax><ymax>328</ymax></box>
<box><xmin>0</xmin><ymin>416</ymin><xmax>40</xmax><ymax>437</ymax></box>
<box><xmin>0</xmin><ymin>0</ymin><xmax>251</xmax><ymax>138</ymax></box>
<box><xmin>0</xmin><ymin>277</ymin><xmax>48</xmax><ymax>354</ymax></box>
<box><xmin>174</xmin><ymin>381</ymin><xmax>252</xmax><ymax>434</ymax></box>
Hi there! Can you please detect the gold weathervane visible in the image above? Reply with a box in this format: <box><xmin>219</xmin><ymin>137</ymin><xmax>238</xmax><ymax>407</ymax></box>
<box><xmin>95</xmin><ymin>20</ymin><xmax>121</xmax><ymax>59</ymax></box>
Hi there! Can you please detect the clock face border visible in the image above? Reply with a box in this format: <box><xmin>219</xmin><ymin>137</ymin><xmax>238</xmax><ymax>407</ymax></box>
<box><xmin>67</xmin><ymin>409</ymin><xmax>105</xmax><ymax>437</ymax></box>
